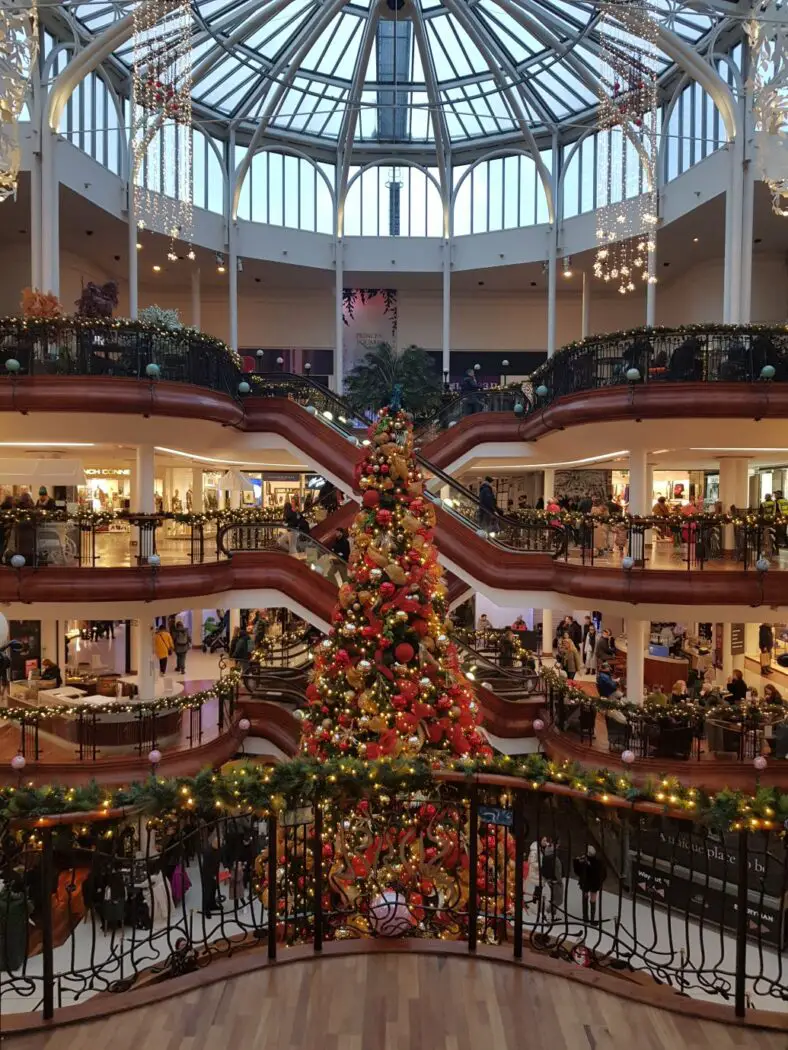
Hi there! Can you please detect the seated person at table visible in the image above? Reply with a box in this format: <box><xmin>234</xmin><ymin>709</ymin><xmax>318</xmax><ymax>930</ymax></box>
<box><xmin>646</xmin><ymin>686</ymin><xmax>668</xmax><ymax>707</ymax></box>
<box><xmin>726</xmin><ymin>668</ymin><xmax>748</xmax><ymax>703</ymax></box>
<box><xmin>669</xmin><ymin>680</ymin><xmax>689</xmax><ymax>704</ymax></box>
<box><xmin>667</xmin><ymin>336</ymin><xmax>702</xmax><ymax>381</ymax></box>
<box><xmin>40</xmin><ymin>658</ymin><xmax>62</xmax><ymax>689</ymax></box>
<box><xmin>596</xmin><ymin>663</ymin><xmax>622</xmax><ymax>700</ymax></box>
<box><xmin>764</xmin><ymin>683</ymin><xmax>783</xmax><ymax>704</ymax></box>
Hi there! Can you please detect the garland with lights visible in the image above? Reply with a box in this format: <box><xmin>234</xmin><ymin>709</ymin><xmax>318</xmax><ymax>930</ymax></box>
<box><xmin>0</xmin><ymin>673</ymin><xmax>240</xmax><ymax>722</ymax></box>
<box><xmin>2</xmin><ymin>755</ymin><xmax>786</xmax><ymax>834</ymax></box>
<box><xmin>529</xmin><ymin>323</ymin><xmax>788</xmax><ymax>387</ymax></box>
<box><xmin>0</xmin><ymin>316</ymin><xmax>243</xmax><ymax>371</ymax></box>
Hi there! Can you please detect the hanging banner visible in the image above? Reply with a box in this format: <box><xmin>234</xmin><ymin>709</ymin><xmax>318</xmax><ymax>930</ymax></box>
<box><xmin>342</xmin><ymin>289</ymin><xmax>398</xmax><ymax>381</ymax></box>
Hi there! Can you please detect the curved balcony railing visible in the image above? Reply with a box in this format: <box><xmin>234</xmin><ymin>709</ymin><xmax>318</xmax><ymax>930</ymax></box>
<box><xmin>0</xmin><ymin>318</ymin><xmax>241</xmax><ymax>396</ymax></box>
<box><xmin>0</xmin><ymin>773</ymin><xmax>781</xmax><ymax>1025</ymax></box>
<box><xmin>0</xmin><ymin>509</ymin><xmax>781</xmax><ymax>575</ymax></box>
<box><xmin>527</xmin><ymin>324</ymin><xmax>788</xmax><ymax>408</ymax></box>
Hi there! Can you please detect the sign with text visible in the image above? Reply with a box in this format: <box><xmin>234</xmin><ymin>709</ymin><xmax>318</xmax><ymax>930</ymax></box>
<box><xmin>731</xmin><ymin>623</ymin><xmax>745</xmax><ymax>655</ymax></box>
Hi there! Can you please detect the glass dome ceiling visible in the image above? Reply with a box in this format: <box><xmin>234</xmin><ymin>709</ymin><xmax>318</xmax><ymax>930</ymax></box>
<box><xmin>71</xmin><ymin>0</ymin><xmax>718</xmax><ymax>154</ymax></box>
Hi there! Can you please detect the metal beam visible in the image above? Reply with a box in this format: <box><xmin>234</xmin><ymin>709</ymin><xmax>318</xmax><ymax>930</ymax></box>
<box><xmin>336</xmin><ymin>4</ymin><xmax>381</xmax><ymax>215</ymax></box>
<box><xmin>411</xmin><ymin>0</ymin><xmax>451</xmax><ymax>228</ymax></box>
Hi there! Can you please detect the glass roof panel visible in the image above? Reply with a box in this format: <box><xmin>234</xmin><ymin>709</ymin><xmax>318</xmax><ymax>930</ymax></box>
<box><xmin>67</xmin><ymin>0</ymin><xmax>724</xmax><ymax>151</ymax></box>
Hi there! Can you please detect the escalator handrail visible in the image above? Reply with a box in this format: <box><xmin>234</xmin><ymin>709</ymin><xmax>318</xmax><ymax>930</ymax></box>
<box><xmin>248</xmin><ymin>373</ymin><xmax>565</xmax><ymax>556</ymax></box>
<box><xmin>415</xmin><ymin>387</ymin><xmax>531</xmax><ymax>436</ymax></box>
<box><xmin>216</xmin><ymin>521</ymin><xmax>349</xmax><ymax>569</ymax></box>
<box><xmin>454</xmin><ymin>638</ymin><xmax>544</xmax><ymax>685</ymax></box>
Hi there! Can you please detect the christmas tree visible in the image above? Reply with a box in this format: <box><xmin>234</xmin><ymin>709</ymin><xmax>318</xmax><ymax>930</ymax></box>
<box><xmin>298</xmin><ymin>405</ymin><xmax>492</xmax><ymax>764</ymax></box>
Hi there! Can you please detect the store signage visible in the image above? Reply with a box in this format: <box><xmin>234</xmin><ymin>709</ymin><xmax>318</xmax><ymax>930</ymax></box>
<box><xmin>479</xmin><ymin>805</ymin><xmax>513</xmax><ymax>828</ymax></box>
<box><xmin>85</xmin><ymin>468</ymin><xmax>131</xmax><ymax>476</ymax></box>
<box><xmin>731</xmin><ymin>623</ymin><xmax>745</xmax><ymax>655</ymax></box>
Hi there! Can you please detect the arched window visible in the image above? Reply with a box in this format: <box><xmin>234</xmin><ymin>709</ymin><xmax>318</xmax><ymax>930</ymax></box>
<box><xmin>344</xmin><ymin>164</ymin><xmax>442</xmax><ymax>237</ymax></box>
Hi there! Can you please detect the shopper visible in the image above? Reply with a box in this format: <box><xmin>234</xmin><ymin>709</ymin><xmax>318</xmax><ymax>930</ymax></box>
<box><xmin>596</xmin><ymin>663</ymin><xmax>622</xmax><ymax>700</ymax></box>
<box><xmin>499</xmin><ymin>627</ymin><xmax>516</xmax><ymax>668</ymax></box>
<box><xmin>40</xmin><ymin>658</ymin><xmax>62</xmax><ymax>688</ymax></box>
<box><xmin>153</xmin><ymin>623</ymin><xmax>174</xmax><ymax>676</ymax></box>
<box><xmin>35</xmin><ymin>486</ymin><xmax>56</xmax><ymax>511</ymax></box>
<box><xmin>538</xmin><ymin>838</ymin><xmax>563</xmax><ymax>921</ymax></box>
<box><xmin>331</xmin><ymin>527</ymin><xmax>350</xmax><ymax>561</ymax></box>
<box><xmin>726</xmin><ymin>668</ymin><xmax>748</xmax><ymax>703</ymax></box>
<box><xmin>583</xmin><ymin>624</ymin><xmax>598</xmax><ymax>674</ymax></box>
<box><xmin>172</xmin><ymin>620</ymin><xmax>191</xmax><ymax>674</ymax></box>
<box><xmin>759</xmin><ymin>623</ymin><xmax>774</xmax><ymax>676</ymax></box>
<box><xmin>595</xmin><ymin>628</ymin><xmax>616</xmax><ymax>665</ymax></box>
<box><xmin>478</xmin><ymin>476</ymin><xmax>498</xmax><ymax>531</ymax></box>
<box><xmin>573</xmin><ymin>845</ymin><xmax>606</xmax><ymax>923</ymax></box>
<box><xmin>558</xmin><ymin>635</ymin><xmax>581</xmax><ymax>680</ymax></box>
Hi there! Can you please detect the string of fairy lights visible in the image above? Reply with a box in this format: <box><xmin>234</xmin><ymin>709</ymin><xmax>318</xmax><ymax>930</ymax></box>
<box><xmin>131</xmin><ymin>0</ymin><xmax>193</xmax><ymax>257</ymax></box>
<box><xmin>594</xmin><ymin>0</ymin><xmax>660</xmax><ymax>295</ymax></box>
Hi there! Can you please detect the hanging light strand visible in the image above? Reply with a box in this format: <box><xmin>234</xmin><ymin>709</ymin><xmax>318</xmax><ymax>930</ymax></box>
<box><xmin>594</xmin><ymin>1</ymin><xmax>659</xmax><ymax>295</ymax></box>
<box><xmin>0</xmin><ymin>0</ymin><xmax>38</xmax><ymax>204</ymax></box>
<box><xmin>132</xmin><ymin>0</ymin><xmax>193</xmax><ymax>251</ymax></box>
<box><xmin>746</xmin><ymin>1</ymin><xmax>788</xmax><ymax>217</ymax></box>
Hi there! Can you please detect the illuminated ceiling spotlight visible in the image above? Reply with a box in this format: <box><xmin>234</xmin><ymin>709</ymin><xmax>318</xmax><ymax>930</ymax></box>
<box><xmin>237</xmin><ymin>257</ymin><xmax>244</xmax><ymax>273</ymax></box>
<box><xmin>562</xmin><ymin>256</ymin><xmax>573</xmax><ymax>278</ymax></box>
<box><xmin>216</xmin><ymin>252</ymin><xmax>226</xmax><ymax>274</ymax></box>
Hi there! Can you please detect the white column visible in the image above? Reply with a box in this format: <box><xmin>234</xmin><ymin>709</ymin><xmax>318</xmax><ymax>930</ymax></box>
<box><xmin>646</xmin><ymin>242</ymin><xmax>656</xmax><ymax>327</ymax></box>
<box><xmin>628</xmin><ymin>448</ymin><xmax>649</xmax><ymax>517</ymax></box>
<box><xmin>134</xmin><ymin>445</ymin><xmax>155</xmax><ymax>514</ymax></box>
<box><xmin>739</xmin><ymin>38</ymin><xmax>755</xmax><ymax>323</ymax></box>
<box><xmin>334</xmin><ymin>237</ymin><xmax>344</xmax><ymax>393</ymax></box>
<box><xmin>625</xmin><ymin>617</ymin><xmax>647</xmax><ymax>704</ymax></box>
<box><xmin>228</xmin><ymin>222</ymin><xmax>239</xmax><ymax>352</ymax></box>
<box><xmin>192</xmin><ymin>467</ymin><xmax>204</xmax><ymax>512</ymax></box>
<box><xmin>542</xmin><ymin>468</ymin><xmax>555</xmax><ymax>503</ymax></box>
<box><xmin>132</xmin><ymin>615</ymin><xmax>156</xmax><ymax>699</ymax></box>
<box><xmin>39</xmin><ymin>619</ymin><xmax>58</xmax><ymax>664</ymax></box>
<box><xmin>724</xmin><ymin>136</ymin><xmax>744</xmax><ymax>324</ymax></box>
<box><xmin>541</xmin><ymin>608</ymin><xmax>553</xmax><ymax>656</ymax></box>
<box><xmin>442</xmin><ymin>238</ymin><xmax>451</xmax><ymax>378</ymax></box>
<box><xmin>191</xmin><ymin>268</ymin><xmax>201</xmax><ymax>329</ymax></box>
<box><xmin>719</xmin><ymin>456</ymin><xmax>750</xmax><ymax>551</ymax></box>
<box><xmin>546</xmin><ymin>226</ymin><xmax>557</xmax><ymax>357</ymax></box>
<box><xmin>581</xmin><ymin>271</ymin><xmax>590</xmax><ymax>340</ymax></box>
<box><xmin>191</xmin><ymin>608</ymin><xmax>203</xmax><ymax>646</ymax></box>
<box><xmin>30</xmin><ymin>92</ymin><xmax>42</xmax><ymax>291</ymax></box>
<box><xmin>127</xmin><ymin>175</ymin><xmax>138</xmax><ymax>319</ymax></box>
<box><xmin>40</xmin><ymin>127</ymin><xmax>59</xmax><ymax>296</ymax></box>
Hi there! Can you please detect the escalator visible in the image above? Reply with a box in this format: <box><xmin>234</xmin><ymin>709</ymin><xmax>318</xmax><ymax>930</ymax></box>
<box><xmin>217</xmin><ymin>523</ymin><xmax>543</xmax><ymax>741</ymax></box>
<box><xmin>248</xmin><ymin>375</ymin><xmax>563</xmax><ymax>594</ymax></box>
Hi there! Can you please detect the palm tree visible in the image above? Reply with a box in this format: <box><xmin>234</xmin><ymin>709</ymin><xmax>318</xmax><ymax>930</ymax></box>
<box><xmin>345</xmin><ymin>343</ymin><xmax>442</xmax><ymax>421</ymax></box>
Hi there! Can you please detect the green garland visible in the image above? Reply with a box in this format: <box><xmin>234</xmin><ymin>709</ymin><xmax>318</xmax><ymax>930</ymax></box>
<box><xmin>0</xmin><ymin>674</ymin><xmax>239</xmax><ymax>722</ymax></box>
<box><xmin>2</xmin><ymin>753</ymin><xmax>785</xmax><ymax>833</ymax></box>
<box><xmin>530</xmin><ymin>323</ymin><xmax>788</xmax><ymax>383</ymax></box>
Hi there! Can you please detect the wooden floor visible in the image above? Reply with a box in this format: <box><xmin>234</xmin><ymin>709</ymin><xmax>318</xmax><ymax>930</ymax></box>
<box><xmin>4</xmin><ymin>955</ymin><xmax>785</xmax><ymax>1050</ymax></box>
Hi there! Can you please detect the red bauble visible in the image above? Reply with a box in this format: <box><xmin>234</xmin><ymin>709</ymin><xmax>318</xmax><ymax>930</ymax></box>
<box><xmin>306</xmin><ymin>683</ymin><xmax>319</xmax><ymax>701</ymax></box>
<box><xmin>363</xmin><ymin>489</ymin><xmax>380</xmax><ymax>508</ymax></box>
<box><xmin>322</xmin><ymin>842</ymin><xmax>334</xmax><ymax>859</ymax></box>
<box><xmin>412</xmin><ymin>618</ymin><xmax>429</xmax><ymax>636</ymax></box>
<box><xmin>397</xmin><ymin>680</ymin><xmax>418</xmax><ymax>700</ymax></box>
<box><xmin>380</xmin><ymin>582</ymin><xmax>396</xmax><ymax>598</ymax></box>
<box><xmin>380</xmin><ymin>464</ymin><xmax>389</xmax><ymax>474</ymax></box>
<box><xmin>394</xmin><ymin>642</ymin><xmax>415</xmax><ymax>664</ymax></box>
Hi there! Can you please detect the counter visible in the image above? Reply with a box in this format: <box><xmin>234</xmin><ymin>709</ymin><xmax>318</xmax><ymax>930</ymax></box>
<box><xmin>615</xmin><ymin>635</ymin><xmax>690</xmax><ymax>694</ymax></box>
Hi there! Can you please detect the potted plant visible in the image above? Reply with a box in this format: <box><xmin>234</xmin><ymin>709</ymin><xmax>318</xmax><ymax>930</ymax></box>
<box><xmin>0</xmin><ymin>883</ymin><xmax>33</xmax><ymax>971</ymax></box>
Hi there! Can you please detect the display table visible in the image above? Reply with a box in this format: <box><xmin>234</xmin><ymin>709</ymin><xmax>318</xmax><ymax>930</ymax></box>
<box><xmin>615</xmin><ymin>635</ymin><xmax>690</xmax><ymax>694</ymax></box>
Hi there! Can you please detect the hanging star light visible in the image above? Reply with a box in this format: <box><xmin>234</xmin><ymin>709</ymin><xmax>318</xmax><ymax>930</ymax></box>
<box><xmin>746</xmin><ymin>1</ymin><xmax>788</xmax><ymax>216</ymax></box>
<box><xmin>0</xmin><ymin>0</ymin><xmax>38</xmax><ymax>203</ymax></box>
<box><xmin>594</xmin><ymin>0</ymin><xmax>659</xmax><ymax>295</ymax></box>
<box><xmin>131</xmin><ymin>0</ymin><xmax>193</xmax><ymax>251</ymax></box>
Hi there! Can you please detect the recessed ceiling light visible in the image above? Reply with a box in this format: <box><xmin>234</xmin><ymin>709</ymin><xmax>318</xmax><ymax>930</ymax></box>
<box><xmin>152</xmin><ymin>264</ymin><xmax>161</xmax><ymax>272</ymax></box>
<box><xmin>692</xmin><ymin>237</ymin><xmax>699</xmax><ymax>243</ymax></box>
<box><xmin>136</xmin><ymin>242</ymin><xmax>143</xmax><ymax>250</ymax></box>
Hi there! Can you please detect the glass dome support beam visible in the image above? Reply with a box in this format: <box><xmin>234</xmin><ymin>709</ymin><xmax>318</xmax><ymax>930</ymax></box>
<box><xmin>231</xmin><ymin>0</ymin><xmax>347</xmax><ymax>221</ymax></box>
<box><xmin>336</xmin><ymin>5</ymin><xmax>381</xmax><ymax>224</ymax></box>
<box><xmin>439</xmin><ymin>0</ymin><xmax>554</xmax><ymax>221</ymax></box>
<box><xmin>411</xmin><ymin>0</ymin><xmax>451</xmax><ymax>224</ymax></box>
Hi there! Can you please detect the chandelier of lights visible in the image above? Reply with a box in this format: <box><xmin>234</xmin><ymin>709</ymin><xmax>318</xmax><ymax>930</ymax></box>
<box><xmin>746</xmin><ymin>1</ymin><xmax>788</xmax><ymax>217</ymax></box>
<box><xmin>594</xmin><ymin>0</ymin><xmax>659</xmax><ymax>295</ymax></box>
<box><xmin>0</xmin><ymin>0</ymin><xmax>38</xmax><ymax>204</ymax></box>
<box><xmin>132</xmin><ymin>0</ymin><xmax>193</xmax><ymax>254</ymax></box>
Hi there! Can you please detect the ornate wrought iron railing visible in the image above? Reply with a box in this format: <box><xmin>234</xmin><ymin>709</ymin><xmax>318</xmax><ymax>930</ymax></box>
<box><xmin>0</xmin><ymin>777</ymin><xmax>784</xmax><ymax>1024</ymax></box>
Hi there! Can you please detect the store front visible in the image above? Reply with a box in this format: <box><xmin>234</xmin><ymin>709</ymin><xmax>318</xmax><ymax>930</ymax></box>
<box><xmin>81</xmin><ymin>468</ymin><xmax>131</xmax><ymax>513</ymax></box>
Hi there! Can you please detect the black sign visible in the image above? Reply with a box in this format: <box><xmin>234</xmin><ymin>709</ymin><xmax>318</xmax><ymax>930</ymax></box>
<box><xmin>731</xmin><ymin>623</ymin><xmax>745</xmax><ymax>656</ymax></box>
<box><xmin>633</xmin><ymin>856</ymin><xmax>785</xmax><ymax>949</ymax></box>
<box><xmin>479</xmin><ymin>806</ymin><xmax>513</xmax><ymax>828</ymax></box>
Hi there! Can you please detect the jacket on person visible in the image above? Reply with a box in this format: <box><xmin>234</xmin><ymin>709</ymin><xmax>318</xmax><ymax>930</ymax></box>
<box><xmin>759</xmin><ymin>624</ymin><xmax>774</xmax><ymax>652</ymax></box>
<box><xmin>172</xmin><ymin>626</ymin><xmax>191</xmax><ymax>654</ymax></box>
<box><xmin>596</xmin><ymin>670</ymin><xmax>618</xmax><ymax>698</ymax></box>
<box><xmin>595</xmin><ymin>635</ymin><xmax>615</xmax><ymax>662</ymax></box>
<box><xmin>559</xmin><ymin>643</ymin><xmax>580</xmax><ymax>675</ymax></box>
<box><xmin>478</xmin><ymin>482</ymin><xmax>497</xmax><ymax>512</ymax></box>
<box><xmin>153</xmin><ymin>629</ymin><xmax>174</xmax><ymax>659</ymax></box>
<box><xmin>567</xmin><ymin>620</ymin><xmax>582</xmax><ymax>648</ymax></box>
<box><xmin>573</xmin><ymin>853</ymin><xmax>606</xmax><ymax>893</ymax></box>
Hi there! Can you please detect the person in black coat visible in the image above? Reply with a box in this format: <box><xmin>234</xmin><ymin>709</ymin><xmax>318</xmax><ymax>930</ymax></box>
<box><xmin>573</xmin><ymin>845</ymin><xmax>606</xmax><ymax>922</ymax></box>
<box><xmin>759</xmin><ymin>623</ymin><xmax>774</xmax><ymax>676</ymax></box>
<box><xmin>726</xmin><ymin>668</ymin><xmax>748</xmax><ymax>703</ymax></box>
<box><xmin>331</xmin><ymin>528</ymin><xmax>350</xmax><ymax>561</ymax></box>
<box><xmin>478</xmin><ymin>476</ymin><xmax>498</xmax><ymax>531</ymax></box>
<box><xmin>566</xmin><ymin>617</ymin><xmax>582</xmax><ymax>649</ymax></box>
